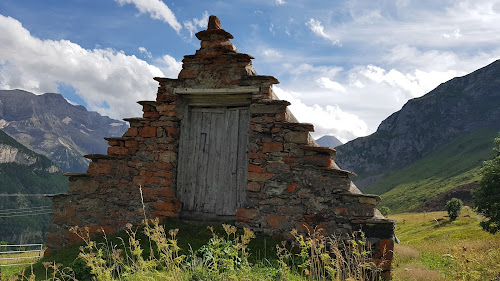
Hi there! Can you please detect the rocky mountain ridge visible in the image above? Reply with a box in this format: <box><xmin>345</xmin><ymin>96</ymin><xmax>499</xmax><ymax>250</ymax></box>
<box><xmin>0</xmin><ymin>89</ymin><xmax>129</xmax><ymax>172</ymax></box>
<box><xmin>335</xmin><ymin>59</ymin><xmax>500</xmax><ymax>190</ymax></box>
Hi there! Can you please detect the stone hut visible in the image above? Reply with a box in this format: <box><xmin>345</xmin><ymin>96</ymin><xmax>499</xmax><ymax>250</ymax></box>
<box><xmin>47</xmin><ymin>16</ymin><xmax>395</xmax><ymax>276</ymax></box>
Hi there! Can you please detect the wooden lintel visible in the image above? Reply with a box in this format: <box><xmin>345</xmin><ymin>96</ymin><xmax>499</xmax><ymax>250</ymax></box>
<box><xmin>174</xmin><ymin>87</ymin><xmax>260</xmax><ymax>95</ymax></box>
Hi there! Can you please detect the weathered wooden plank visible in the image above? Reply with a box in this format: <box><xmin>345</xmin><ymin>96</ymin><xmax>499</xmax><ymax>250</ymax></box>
<box><xmin>224</xmin><ymin>108</ymin><xmax>239</xmax><ymax>215</ymax></box>
<box><xmin>203</xmin><ymin>110</ymin><xmax>219</xmax><ymax>213</ymax></box>
<box><xmin>186</xmin><ymin>109</ymin><xmax>201</xmax><ymax>211</ymax></box>
<box><xmin>198</xmin><ymin>111</ymin><xmax>210</xmax><ymax>212</ymax></box>
<box><xmin>236</xmin><ymin>108</ymin><xmax>250</xmax><ymax>208</ymax></box>
<box><xmin>176</xmin><ymin>106</ymin><xmax>189</xmax><ymax>206</ymax></box>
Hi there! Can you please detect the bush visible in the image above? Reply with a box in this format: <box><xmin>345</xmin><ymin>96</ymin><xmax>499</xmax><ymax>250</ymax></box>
<box><xmin>379</xmin><ymin>206</ymin><xmax>390</xmax><ymax>217</ymax></box>
<box><xmin>445</xmin><ymin>198</ymin><xmax>463</xmax><ymax>221</ymax></box>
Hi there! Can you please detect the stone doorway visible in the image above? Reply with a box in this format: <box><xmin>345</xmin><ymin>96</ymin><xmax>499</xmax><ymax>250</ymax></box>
<box><xmin>176</xmin><ymin>106</ymin><xmax>250</xmax><ymax>218</ymax></box>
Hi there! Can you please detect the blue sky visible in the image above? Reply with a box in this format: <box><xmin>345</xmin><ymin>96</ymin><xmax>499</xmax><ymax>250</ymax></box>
<box><xmin>1</xmin><ymin>0</ymin><xmax>500</xmax><ymax>142</ymax></box>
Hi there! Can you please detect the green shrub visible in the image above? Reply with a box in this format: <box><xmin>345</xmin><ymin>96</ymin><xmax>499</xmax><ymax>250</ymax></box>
<box><xmin>379</xmin><ymin>206</ymin><xmax>390</xmax><ymax>217</ymax></box>
<box><xmin>445</xmin><ymin>198</ymin><xmax>463</xmax><ymax>221</ymax></box>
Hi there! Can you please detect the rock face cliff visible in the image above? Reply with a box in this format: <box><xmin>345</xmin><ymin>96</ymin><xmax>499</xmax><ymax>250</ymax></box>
<box><xmin>0</xmin><ymin>90</ymin><xmax>128</xmax><ymax>172</ymax></box>
<box><xmin>335</xmin><ymin>59</ymin><xmax>500</xmax><ymax>189</ymax></box>
<box><xmin>0</xmin><ymin>129</ymin><xmax>59</xmax><ymax>172</ymax></box>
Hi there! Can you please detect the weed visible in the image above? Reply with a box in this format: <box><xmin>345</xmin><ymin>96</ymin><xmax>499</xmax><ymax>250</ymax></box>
<box><xmin>277</xmin><ymin>227</ymin><xmax>383</xmax><ymax>281</ymax></box>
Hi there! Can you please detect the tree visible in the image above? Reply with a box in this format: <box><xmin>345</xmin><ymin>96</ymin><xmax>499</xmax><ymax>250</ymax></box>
<box><xmin>473</xmin><ymin>133</ymin><xmax>500</xmax><ymax>233</ymax></box>
<box><xmin>445</xmin><ymin>198</ymin><xmax>463</xmax><ymax>221</ymax></box>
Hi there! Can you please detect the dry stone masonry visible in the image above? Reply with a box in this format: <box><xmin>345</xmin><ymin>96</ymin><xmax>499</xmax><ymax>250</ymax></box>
<box><xmin>47</xmin><ymin>16</ymin><xmax>395</xmax><ymax>278</ymax></box>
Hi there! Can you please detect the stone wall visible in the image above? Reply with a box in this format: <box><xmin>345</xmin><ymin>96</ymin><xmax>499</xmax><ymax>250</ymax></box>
<box><xmin>47</xmin><ymin>15</ymin><xmax>394</xmax><ymax>278</ymax></box>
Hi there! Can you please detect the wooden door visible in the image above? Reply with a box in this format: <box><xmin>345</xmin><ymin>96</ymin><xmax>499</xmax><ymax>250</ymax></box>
<box><xmin>177</xmin><ymin>106</ymin><xmax>249</xmax><ymax>216</ymax></box>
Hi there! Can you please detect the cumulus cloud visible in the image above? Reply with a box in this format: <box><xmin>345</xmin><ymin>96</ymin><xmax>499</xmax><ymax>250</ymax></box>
<box><xmin>154</xmin><ymin>54</ymin><xmax>182</xmax><ymax>78</ymax></box>
<box><xmin>115</xmin><ymin>0</ymin><xmax>182</xmax><ymax>32</ymax></box>
<box><xmin>273</xmin><ymin>86</ymin><xmax>367</xmax><ymax>143</ymax></box>
<box><xmin>183</xmin><ymin>11</ymin><xmax>209</xmax><ymax>38</ymax></box>
<box><xmin>0</xmin><ymin>14</ymin><xmax>184</xmax><ymax>120</ymax></box>
<box><xmin>265</xmin><ymin>56</ymin><xmax>487</xmax><ymax>140</ymax></box>
<box><xmin>276</xmin><ymin>0</ymin><xmax>286</xmax><ymax>5</ymax></box>
<box><xmin>316</xmin><ymin>77</ymin><xmax>346</xmax><ymax>92</ymax></box>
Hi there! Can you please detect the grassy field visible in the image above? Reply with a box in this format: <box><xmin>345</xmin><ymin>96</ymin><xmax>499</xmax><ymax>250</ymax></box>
<box><xmin>390</xmin><ymin>208</ymin><xmax>500</xmax><ymax>280</ymax></box>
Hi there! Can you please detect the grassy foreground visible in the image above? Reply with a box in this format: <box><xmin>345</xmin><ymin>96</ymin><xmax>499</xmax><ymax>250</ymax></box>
<box><xmin>2</xmin><ymin>218</ymin><xmax>383</xmax><ymax>281</ymax></box>
<box><xmin>2</xmin><ymin>209</ymin><xmax>499</xmax><ymax>280</ymax></box>
<box><xmin>390</xmin><ymin>208</ymin><xmax>500</xmax><ymax>280</ymax></box>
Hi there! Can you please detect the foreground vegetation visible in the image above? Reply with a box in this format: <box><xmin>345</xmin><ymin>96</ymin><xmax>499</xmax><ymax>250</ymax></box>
<box><xmin>2</xmin><ymin>219</ymin><xmax>384</xmax><ymax>281</ymax></box>
<box><xmin>2</xmin><ymin>208</ymin><xmax>498</xmax><ymax>280</ymax></box>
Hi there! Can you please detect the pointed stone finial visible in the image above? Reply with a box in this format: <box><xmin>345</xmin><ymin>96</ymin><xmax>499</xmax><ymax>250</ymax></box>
<box><xmin>195</xmin><ymin>15</ymin><xmax>234</xmax><ymax>40</ymax></box>
<box><xmin>208</xmin><ymin>15</ymin><xmax>221</xmax><ymax>30</ymax></box>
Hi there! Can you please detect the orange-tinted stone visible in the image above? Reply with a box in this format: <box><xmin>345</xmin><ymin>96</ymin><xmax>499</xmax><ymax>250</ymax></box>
<box><xmin>285</xmin><ymin>183</ymin><xmax>297</xmax><ymax>193</ymax></box>
<box><xmin>248</xmin><ymin>164</ymin><xmax>263</xmax><ymax>173</ymax></box>
<box><xmin>123</xmin><ymin>127</ymin><xmax>138</xmax><ymax>137</ymax></box>
<box><xmin>295</xmin><ymin>221</ymin><xmax>312</xmax><ymax>233</ymax></box>
<box><xmin>248</xmin><ymin>172</ymin><xmax>273</xmax><ymax>182</ymax></box>
<box><xmin>125</xmin><ymin>140</ymin><xmax>138</xmax><ymax>147</ymax></box>
<box><xmin>266</xmin><ymin>214</ymin><xmax>288</xmax><ymax>228</ymax></box>
<box><xmin>249</xmin><ymin>152</ymin><xmax>267</xmax><ymax>159</ymax></box>
<box><xmin>108</xmin><ymin>146</ymin><xmax>130</xmax><ymax>155</ymax></box>
<box><xmin>143</xmin><ymin>111</ymin><xmax>160</xmax><ymax>118</ymax></box>
<box><xmin>303</xmin><ymin>155</ymin><xmax>332</xmax><ymax>167</ymax></box>
<box><xmin>235</xmin><ymin>208</ymin><xmax>259</xmax><ymax>222</ymax></box>
<box><xmin>154</xmin><ymin>170</ymin><xmax>174</xmax><ymax>178</ymax></box>
<box><xmin>139</xmin><ymin>126</ymin><xmax>157</xmax><ymax>137</ymax></box>
<box><xmin>153</xmin><ymin>200</ymin><xmax>180</xmax><ymax>212</ymax></box>
<box><xmin>247</xmin><ymin>182</ymin><xmax>261</xmax><ymax>192</ymax></box>
<box><xmin>262</xmin><ymin>142</ymin><xmax>283</xmax><ymax>153</ymax></box>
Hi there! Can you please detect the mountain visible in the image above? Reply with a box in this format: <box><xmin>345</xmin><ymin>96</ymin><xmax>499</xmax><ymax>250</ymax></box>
<box><xmin>0</xmin><ymin>128</ymin><xmax>68</xmax><ymax>243</ymax></box>
<box><xmin>335</xmin><ymin>59</ymin><xmax>500</xmax><ymax>211</ymax></box>
<box><xmin>0</xmin><ymin>89</ymin><xmax>128</xmax><ymax>172</ymax></box>
<box><xmin>315</xmin><ymin>135</ymin><xmax>343</xmax><ymax>148</ymax></box>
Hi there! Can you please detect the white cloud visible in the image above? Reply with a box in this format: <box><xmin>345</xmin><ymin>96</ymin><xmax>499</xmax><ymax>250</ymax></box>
<box><xmin>138</xmin><ymin>46</ymin><xmax>152</xmax><ymax>59</ymax></box>
<box><xmin>306</xmin><ymin>18</ymin><xmax>341</xmax><ymax>46</ymax></box>
<box><xmin>273</xmin><ymin>86</ymin><xmax>368</xmax><ymax>143</ymax></box>
<box><xmin>276</xmin><ymin>0</ymin><xmax>285</xmax><ymax>5</ymax></box>
<box><xmin>316</xmin><ymin>77</ymin><xmax>346</xmax><ymax>92</ymax></box>
<box><xmin>306</xmin><ymin>0</ymin><xmax>500</xmax><ymax>49</ymax></box>
<box><xmin>0</xmin><ymin>14</ymin><xmax>180</xmax><ymax>120</ymax></box>
<box><xmin>183</xmin><ymin>11</ymin><xmax>209</xmax><ymax>38</ymax></box>
<box><xmin>115</xmin><ymin>0</ymin><xmax>182</xmax><ymax>32</ymax></box>
<box><xmin>154</xmin><ymin>54</ymin><xmax>182</xmax><ymax>78</ymax></box>
<box><xmin>262</xmin><ymin>48</ymin><xmax>281</xmax><ymax>57</ymax></box>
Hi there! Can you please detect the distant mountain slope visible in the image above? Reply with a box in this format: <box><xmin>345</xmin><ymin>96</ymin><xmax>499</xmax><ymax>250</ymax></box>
<box><xmin>0</xmin><ymin>128</ymin><xmax>68</xmax><ymax>243</ymax></box>
<box><xmin>316</xmin><ymin>135</ymin><xmax>343</xmax><ymax>148</ymax></box>
<box><xmin>0</xmin><ymin>90</ymin><xmax>128</xmax><ymax>172</ymax></box>
<box><xmin>336</xmin><ymin>59</ymin><xmax>500</xmax><ymax>191</ymax></box>
<box><xmin>370</xmin><ymin>128</ymin><xmax>496</xmax><ymax>212</ymax></box>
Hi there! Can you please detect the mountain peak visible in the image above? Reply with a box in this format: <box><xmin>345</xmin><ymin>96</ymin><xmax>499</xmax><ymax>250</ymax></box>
<box><xmin>0</xmin><ymin>89</ymin><xmax>128</xmax><ymax>172</ymax></box>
